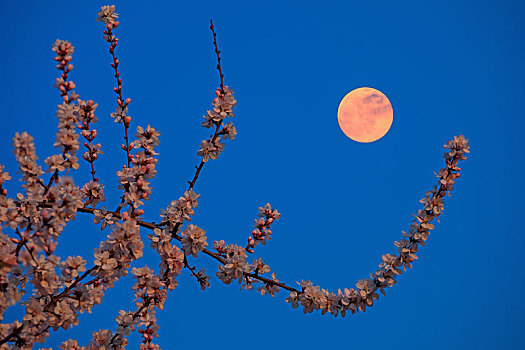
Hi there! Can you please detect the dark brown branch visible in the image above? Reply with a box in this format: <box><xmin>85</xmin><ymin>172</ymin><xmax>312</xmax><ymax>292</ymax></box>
<box><xmin>210</xmin><ymin>19</ymin><xmax>224</xmax><ymax>93</ymax></box>
<box><xmin>43</xmin><ymin>266</ymin><xmax>97</xmax><ymax>312</ymax></box>
<box><xmin>109</xmin><ymin>301</ymin><xmax>150</xmax><ymax>345</ymax></box>
<box><xmin>13</xmin><ymin>228</ymin><xmax>36</xmax><ymax>262</ymax></box>
<box><xmin>182</xmin><ymin>255</ymin><xmax>206</xmax><ymax>286</ymax></box>
<box><xmin>187</xmin><ymin>123</ymin><xmax>221</xmax><ymax>190</ymax></box>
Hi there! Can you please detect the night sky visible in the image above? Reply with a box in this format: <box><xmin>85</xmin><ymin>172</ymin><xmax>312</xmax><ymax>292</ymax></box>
<box><xmin>1</xmin><ymin>1</ymin><xmax>524</xmax><ymax>349</ymax></box>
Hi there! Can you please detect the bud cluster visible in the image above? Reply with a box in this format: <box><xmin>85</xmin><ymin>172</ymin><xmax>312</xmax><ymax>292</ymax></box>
<box><xmin>51</xmin><ymin>39</ymin><xmax>79</xmax><ymax>104</ymax></box>
<box><xmin>246</xmin><ymin>203</ymin><xmax>281</xmax><ymax>253</ymax></box>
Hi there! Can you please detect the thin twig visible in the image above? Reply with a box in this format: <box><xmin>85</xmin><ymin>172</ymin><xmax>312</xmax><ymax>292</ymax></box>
<box><xmin>210</xmin><ymin>19</ymin><xmax>224</xmax><ymax>93</ymax></box>
<box><xmin>104</xmin><ymin>24</ymin><xmax>132</xmax><ymax>168</ymax></box>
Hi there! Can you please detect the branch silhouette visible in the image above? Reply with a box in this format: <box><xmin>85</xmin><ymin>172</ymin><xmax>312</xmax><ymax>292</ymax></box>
<box><xmin>0</xmin><ymin>5</ymin><xmax>470</xmax><ymax>349</ymax></box>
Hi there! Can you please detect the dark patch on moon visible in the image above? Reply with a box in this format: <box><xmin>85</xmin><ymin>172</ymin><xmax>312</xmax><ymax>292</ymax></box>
<box><xmin>363</xmin><ymin>93</ymin><xmax>384</xmax><ymax>104</ymax></box>
<box><xmin>371</xmin><ymin>104</ymin><xmax>392</xmax><ymax>115</ymax></box>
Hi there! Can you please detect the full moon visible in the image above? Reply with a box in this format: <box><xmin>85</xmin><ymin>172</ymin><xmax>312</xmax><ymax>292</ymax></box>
<box><xmin>337</xmin><ymin>87</ymin><xmax>393</xmax><ymax>143</ymax></box>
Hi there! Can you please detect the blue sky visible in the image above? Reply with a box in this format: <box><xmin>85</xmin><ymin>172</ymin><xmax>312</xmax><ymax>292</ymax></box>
<box><xmin>1</xmin><ymin>0</ymin><xmax>524</xmax><ymax>349</ymax></box>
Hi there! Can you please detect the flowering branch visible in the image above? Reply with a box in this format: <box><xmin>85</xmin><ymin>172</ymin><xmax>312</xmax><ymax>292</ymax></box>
<box><xmin>188</xmin><ymin>20</ymin><xmax>237</xmax><ymax>190</ymax></box>
<box><xmin>97</xmin><ymin>6</ymin><xmax>132</xmax><ymax>170</ymax></box>
<box><xmin>245</xmin><ymin>204</ymin><xmax>281</xmax><ymax>253</ymax></box>
<box><xmin>43</xmin><ymin>40</ymin><xmax>81</xmax><ymax>197</ymax></box>
<box><xmin>78</xmin><ymin>100</ymin><xmax>106</xmax><ymax>208</ymax></box>
<box><xmin>283</xmin><ymin>136</ymin><xmax>470</xmax><ymax>316</ymax></box>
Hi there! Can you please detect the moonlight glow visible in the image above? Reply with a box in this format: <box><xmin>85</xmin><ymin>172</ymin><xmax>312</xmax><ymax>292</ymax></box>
<box><xmin>337</xmin><ymin>87</ymin><xmax>393</xmax><ymax>143</ymax></box>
